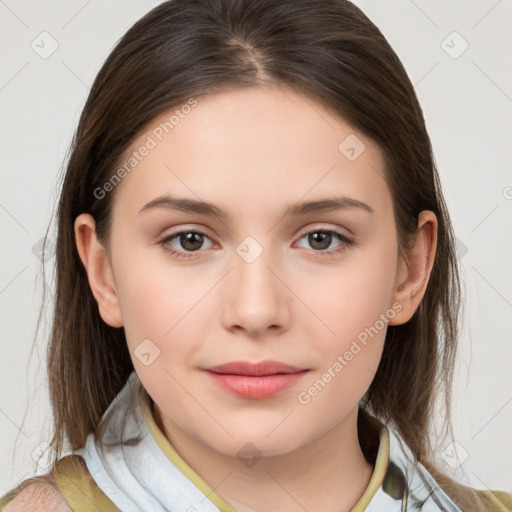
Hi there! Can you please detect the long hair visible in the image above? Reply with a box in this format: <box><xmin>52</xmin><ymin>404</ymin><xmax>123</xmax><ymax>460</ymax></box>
<box><xmin>14</xmin><ymin>0</ymin><xmax>502</xmax><ymax>509</ymax></box>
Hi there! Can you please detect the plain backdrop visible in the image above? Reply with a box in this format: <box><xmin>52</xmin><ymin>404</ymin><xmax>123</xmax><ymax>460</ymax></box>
<box><xmin>1</xmin><ymin>0</ymin><xmax>511</xmax><ymax>498</ymax></box>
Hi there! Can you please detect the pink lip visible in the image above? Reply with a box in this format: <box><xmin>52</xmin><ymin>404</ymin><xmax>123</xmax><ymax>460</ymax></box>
<box><xmin>205</xmin><ymin>360</ymin><xmax>306</xmax><ymax>376</ymax></box>
<box><xmin>203</xmin><ymin>360</ymin><xmax>309</xmax><ymax>399</ymax></box>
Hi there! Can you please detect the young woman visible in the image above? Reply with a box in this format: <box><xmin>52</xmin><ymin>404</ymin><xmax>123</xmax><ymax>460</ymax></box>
<box><xmin>1</xmin><ymin>0</ymin><xmax>511</xmax><ymax>510</ymax></box>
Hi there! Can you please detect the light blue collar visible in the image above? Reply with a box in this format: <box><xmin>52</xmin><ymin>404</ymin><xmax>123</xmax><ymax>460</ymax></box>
<box><xmin>76</xmin><ymin>371</ymin><xmax>461</xmax><ymax>511</ymax></box>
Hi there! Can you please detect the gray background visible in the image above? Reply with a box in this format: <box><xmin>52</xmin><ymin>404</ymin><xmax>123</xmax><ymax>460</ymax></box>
<box><xmin>1</xmin><ymin>0</ymin><xmax>511</xmax><ymax>498</ymax></box>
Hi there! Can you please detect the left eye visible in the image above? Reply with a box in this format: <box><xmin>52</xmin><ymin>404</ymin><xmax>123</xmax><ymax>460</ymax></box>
<box><xmin>296</xmin><ymin>229</ymin><xmax>351</xmax><ymax>255</ymax></box>
<box><xmin>158</xmin><ymin>228</ymin><xmax>352</xmax><ymax>259</ymax></box>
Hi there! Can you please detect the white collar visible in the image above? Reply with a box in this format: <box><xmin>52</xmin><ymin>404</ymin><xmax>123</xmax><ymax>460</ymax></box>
<box><xmin>76</xmin><ymin>371</ymin><xmax>461</xmax><ymax>511</ymax></box>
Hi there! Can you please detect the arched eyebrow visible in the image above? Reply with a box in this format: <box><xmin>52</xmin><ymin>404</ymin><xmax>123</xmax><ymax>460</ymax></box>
<box><xmin>138</xmin><ymin>195</ymin><xmax>374</xmax><ymax>219</ymax></box>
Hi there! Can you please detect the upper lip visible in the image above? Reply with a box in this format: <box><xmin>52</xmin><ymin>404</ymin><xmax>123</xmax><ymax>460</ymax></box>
<box><xmin>204</xmin><ymin>360</ymin><xmax>307</xmax><ymax>376</ymax></box>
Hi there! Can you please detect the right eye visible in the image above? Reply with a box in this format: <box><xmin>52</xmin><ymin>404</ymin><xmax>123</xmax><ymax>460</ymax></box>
<box><xmin>158</xmin><ymin>229</ymin><xmax>215</xmax><ymax>259</ymax></box>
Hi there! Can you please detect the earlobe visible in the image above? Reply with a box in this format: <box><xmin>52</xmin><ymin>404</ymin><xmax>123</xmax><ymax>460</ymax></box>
<box><xmin>388</xmin><ymin>210</ymin><xmax>438</xmax><ymax>326</ymax></box>
<box><xmin>74</xmin><ymin>213</ymin><xmax>124</xmax><ymax>328</ymax></box>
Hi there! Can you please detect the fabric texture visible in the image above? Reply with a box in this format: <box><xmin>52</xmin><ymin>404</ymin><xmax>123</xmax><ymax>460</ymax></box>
<box><xmin>2</xmin><ymin>370</ymin><xmax>512</xmax><ymax>511</ymax></box>
<box><xmin>62</xmin><ymin>371</ymin><xmax>468</xmax><ymax>511</ymax></box>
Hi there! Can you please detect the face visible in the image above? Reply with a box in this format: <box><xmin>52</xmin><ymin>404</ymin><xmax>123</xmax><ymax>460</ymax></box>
<box><xmin>80</xmin><ymin>85</ymin><xmax>416</xmax><ymax>457</ymax></box>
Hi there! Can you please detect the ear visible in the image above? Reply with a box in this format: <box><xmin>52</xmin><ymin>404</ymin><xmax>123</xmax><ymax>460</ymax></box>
<box><xmin>388</xmin><ymin>210</ymin><xmax>438</xmax><ymax>325</ymax></box>
<box><xmin>74</xmin><ymin>213</ymin><xmax>124</xmax><ymax>328</ymax></box>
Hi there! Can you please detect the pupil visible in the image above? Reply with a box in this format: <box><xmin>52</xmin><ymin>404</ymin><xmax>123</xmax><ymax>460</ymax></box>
<box><xmin>310</xmin><ymin>232</ymin><xmax>330</xmax><ymax>250</ymax></box>
<box><xmin>182</xmin><ymin>232</ymin><xmax>202</xmax><ymax>251</ymax></box>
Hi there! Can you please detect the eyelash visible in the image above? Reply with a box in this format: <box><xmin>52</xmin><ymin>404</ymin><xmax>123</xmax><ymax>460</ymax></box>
<box><xmin>157</xmin><ymin>228</ymin><xmax>353</xmax><ymax>260</ymax></box>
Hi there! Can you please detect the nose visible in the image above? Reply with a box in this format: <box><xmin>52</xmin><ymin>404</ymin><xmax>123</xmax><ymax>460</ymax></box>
<box><xmin>221</xmin><ymin>243</ymin><xmax>290</xmax><ymax>338</ymax></box>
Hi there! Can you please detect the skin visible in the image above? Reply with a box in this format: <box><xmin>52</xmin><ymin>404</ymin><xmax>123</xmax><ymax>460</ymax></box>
<box><xmin>75</xmin><ymin>84</ymin><xmax>437</xmax><ymax>512</ymax></box>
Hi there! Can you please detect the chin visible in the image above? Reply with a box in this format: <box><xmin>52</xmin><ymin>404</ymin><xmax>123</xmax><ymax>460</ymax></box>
<box><xmin>206</xmin><ymin>429</ymin><xmax>307</xmax><ymax>460</ymax></box>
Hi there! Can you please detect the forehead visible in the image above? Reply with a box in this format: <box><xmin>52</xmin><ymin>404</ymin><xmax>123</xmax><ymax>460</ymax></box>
<box><xmin>110</xmin><ymin>85</ymin><xmax>390</xmax><ymax>221</ymax></box>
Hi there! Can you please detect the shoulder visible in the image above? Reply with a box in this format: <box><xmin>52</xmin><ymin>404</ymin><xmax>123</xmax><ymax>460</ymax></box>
<box><xmin>475</xmin><ymin>488</ymin><xmax>512</xmax><ymax>511</ymax></box>
<box><xmin>1</xmin><ymin>472</ymin><xmax>71</xmax><ymax>512</ymax></box>
<box><xmin>1</xmin><ymin>453</ymin><xmax>119</xmax><ymax>512</ymax></box>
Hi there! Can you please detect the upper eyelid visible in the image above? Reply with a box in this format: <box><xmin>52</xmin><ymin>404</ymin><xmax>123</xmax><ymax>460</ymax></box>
<box><xmin>160</xmin><ymin>225</ymin><xmax>352</xmax><ymax>247</ymax></box>
<box><xmin>161</xmin><ymin>223</ymin><xmax>351</xmax><ymax>236</ymax></box>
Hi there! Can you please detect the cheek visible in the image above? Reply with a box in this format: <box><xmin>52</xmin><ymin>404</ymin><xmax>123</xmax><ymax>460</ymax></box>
<box><xmin>297</xmin><ymin>278</ymin><xmax>390</xmax><ymax>416</ymax></box>
<box><xmin>112</xmin><ymin>252</ymin><xmax>203</xmax><ymax>365</ymax></box>
<box><xmin>116</xmin><ymin>271</ymin><xmax>171</xmax><ymax>338</ymax></box>
<box><xmin>298</xmin><ymin>236</ymin><xmax>397</xmax><ymax>392</ymax></box>
<box><xmin>117</xmin><ymin>268</ymin><xmax>204</xmax><ymax>401</ymax></box>
<box><xmin>309</xmin><ymin>284</ymin><xmax>387</xmax><ymax>389</ymax></box>
<box><xmin>307</xmin><ymin>244</ymin><xmax>397</xmax><ymax>342</ymax></box>
<box><xmin>114</xmin><ymin>242</ymin><xmax>204</xmax><ymax>334</ymax></box>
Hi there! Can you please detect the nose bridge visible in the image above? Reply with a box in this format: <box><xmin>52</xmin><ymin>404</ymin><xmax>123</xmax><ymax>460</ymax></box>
<box><xmin>234</xmin><ymin>234</ymin><xmax>279</xmax><ymax>301</ymax></box>
<box><xmin>223</xmin><ymin>234</ymin><xmax>287</xmax><ymax>331</ymax></box>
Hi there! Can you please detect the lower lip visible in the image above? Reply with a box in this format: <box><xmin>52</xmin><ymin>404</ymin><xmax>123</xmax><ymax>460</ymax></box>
<box><xmin>204</xmin><ymin>370</ymin><xmax>309</xmax><ymax>399</ymax></box>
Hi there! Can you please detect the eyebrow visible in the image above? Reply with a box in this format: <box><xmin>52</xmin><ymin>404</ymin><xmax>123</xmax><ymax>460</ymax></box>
<box><xmin>139</xmin><ymin>195</ymin><xmax>374</xmax><ymax>219</ymax></box>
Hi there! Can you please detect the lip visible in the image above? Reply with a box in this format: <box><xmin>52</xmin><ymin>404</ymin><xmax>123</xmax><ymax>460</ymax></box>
<box><xmin>202</xmin><ymin>360</ymin><xmax>309</xmax><ymax>400</ymax></box>
<box><xmin>204</xmin><ymin>360</ymin><xmax>307</xmax><ymax>376</ymax></box>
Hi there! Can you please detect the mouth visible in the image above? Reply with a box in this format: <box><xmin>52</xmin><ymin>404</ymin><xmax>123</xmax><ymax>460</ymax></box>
<box><xmin>202</xmin><ymin>360</ymin><xmax>309</xmax><ymax>399</ymax></box>
<box><xmin>203</xmin><ymin>360</ymin><xmax>308</xmax><ymax>376</ymax></box>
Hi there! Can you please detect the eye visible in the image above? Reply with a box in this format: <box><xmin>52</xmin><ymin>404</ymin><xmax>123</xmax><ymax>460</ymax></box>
<box><xmin>295</xmin><ymin>229</ymin><xmax>353</xmax><ymax>257</ymax></box>
<box><xmin>158</xmin><ymin>229</ymin><xmax>214</xmax><ymax>259</ymax></box>
<box><xmin>158</xmin><ymin>227</ymin><xmax>353</xmax><ymax>260</ymax></box>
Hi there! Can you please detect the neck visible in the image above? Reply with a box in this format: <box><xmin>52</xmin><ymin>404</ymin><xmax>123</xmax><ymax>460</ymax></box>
<box><xmin>153</xmin><ymin>403</ymin><xmax>378</xmax><ymax>512</ymax></box>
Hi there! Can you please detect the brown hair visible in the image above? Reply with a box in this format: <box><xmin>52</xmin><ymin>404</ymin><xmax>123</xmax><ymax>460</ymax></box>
<box><xmin>10</xmin><ymin>0</ymin><xmax>505</xmax><ymax>509</ymax></box>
